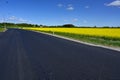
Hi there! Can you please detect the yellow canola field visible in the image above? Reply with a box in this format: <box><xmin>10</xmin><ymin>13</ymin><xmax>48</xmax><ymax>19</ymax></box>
<box><xmin>23</xmin><ymin>28</ymin><xmax>120</xmax><ymax>39</ymax></box>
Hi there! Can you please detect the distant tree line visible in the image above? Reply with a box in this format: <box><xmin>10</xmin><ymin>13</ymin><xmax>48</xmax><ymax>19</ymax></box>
<box><xmin>0</xmin><ymin>23</ymin><xmax>77</xmax><ymax>28</ymax></box>
<box><xmin>0</xmin><ymin>23</ymin><xmax>41</xmax><ymax>28</ymax></box>
<box><xmin>0</xmin><ymin>22</ymin><xmax>120</xmax><ymax>28</ymax></box>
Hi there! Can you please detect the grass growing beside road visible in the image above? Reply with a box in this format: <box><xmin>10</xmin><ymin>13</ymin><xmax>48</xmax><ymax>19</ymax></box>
<box><xmin>23</xmin><ymin>28</ymin><xmax>120</xmax><ymax>47</ymax></box>
<box><xmin>0</xmin><ymin>28</ymin><xmax>6</xmax><ymax>32</ymax></box>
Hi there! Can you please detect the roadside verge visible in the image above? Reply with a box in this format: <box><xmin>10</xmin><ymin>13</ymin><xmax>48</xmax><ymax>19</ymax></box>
<box><xmin>30</xmin><ymin>30</ymin><xmax>120</xmax><ymax>52</ymax></box>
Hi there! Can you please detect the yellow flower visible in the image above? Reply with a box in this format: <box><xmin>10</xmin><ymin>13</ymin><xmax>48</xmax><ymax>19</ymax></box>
<box><xmin>23</xmin><ymin>27</ymin><xmax>120</xmax><ymax>39</ymax></box>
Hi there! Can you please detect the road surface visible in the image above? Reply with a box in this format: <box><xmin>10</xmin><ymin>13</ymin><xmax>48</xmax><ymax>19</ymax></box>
<box><xmin>0</xmin><ymin>29</ymin><xmax>120</xmax><ymax>80</ymax></box>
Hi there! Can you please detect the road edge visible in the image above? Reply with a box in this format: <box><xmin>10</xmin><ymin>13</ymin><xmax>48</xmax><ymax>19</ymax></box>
<box><xmin>33</xmin><ymin>31</ymin><xmax>120</xmax><ymax>52</ymax></box>
<box><xmin>3</xmin><ymin>28</ymin><xmax>7</xmax><ymax>32</ymax></box>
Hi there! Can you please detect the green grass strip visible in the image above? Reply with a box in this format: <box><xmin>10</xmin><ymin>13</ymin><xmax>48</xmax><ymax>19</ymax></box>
<box><xmin>38</xmin><ymin>30</ymin><xmax>120</xmax><ymax>48</ymax></box>
<box><xmin>0</xmin><ymin>28</ymin><xmax>6</xmax><ymax>32</ymax></box>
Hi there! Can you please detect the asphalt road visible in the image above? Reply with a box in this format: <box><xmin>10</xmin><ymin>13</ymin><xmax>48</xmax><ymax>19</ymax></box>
<box><xmin>0</xmin><ymin>29</ymin><xmax>120</xmax><ymax>80</ymax></box>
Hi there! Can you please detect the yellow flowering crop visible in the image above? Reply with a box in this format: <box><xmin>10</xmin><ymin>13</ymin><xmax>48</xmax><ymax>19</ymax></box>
<box><xmin>23</xmin><ymin>28</ymin><xmax>120</xmax><ymax>39</ymax></box>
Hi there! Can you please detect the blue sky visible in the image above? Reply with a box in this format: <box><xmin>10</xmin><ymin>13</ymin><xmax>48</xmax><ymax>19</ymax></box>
<box><xmin>0</xmin><ymin>0</ymin><xmax>120</xmax><ymax>27</ymax></box>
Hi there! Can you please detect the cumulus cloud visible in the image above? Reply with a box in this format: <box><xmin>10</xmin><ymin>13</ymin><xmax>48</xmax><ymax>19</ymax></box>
<box><xmin>0</xmin><ymin>17</ymin><xmax>11</xmax><ymax>22</ymax></box>
<box><xmin>8</xmin><ymin>16</ymin><xmax>16</xmax><ymax>20</ymax></box>
<box><xmin>67</xmin><ymin>6</ymin><xmax>74</xmax><ymax>10</ymax></box>
<box><xmin>67</xmin><ymin>4</ymin><xmax>74</xmax><ymax>10</ymax></box>
<box><xmin>18</xmin><ymin>18</ymin><xmax>28</xmax><ymax>22</ymax></box>
<box><xmin>0</xmin><ymin>16</ymin><xmax>30</xmax><ymax>23</ymax></box>
<box><xmin>7</xmin><ymin>16</ymin><xmax>29</xmax><ymax>23</ymax></box>
<box><xmin>63</xmin><ymin>18</ymin><xmax>78</xmax><ymax>23</ymax></box>
<box><xmin>57</xmin><ymin>3</ymin><xmax>74</xmax><ymax>11</ymax></box>
<box><xmin>105</xmin><ymin>0</ymin><xmax>120</xmax><ymax>7</ymax></box>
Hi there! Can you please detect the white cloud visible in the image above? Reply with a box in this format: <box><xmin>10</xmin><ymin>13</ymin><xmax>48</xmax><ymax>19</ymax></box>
<box><xmin>57</xmin><ymin>3</ymin><xmax>75</xmax><ymax>11</ymax></box>
<box><xmin>63</xmin><ymin>18</ymin><xmax>78</xmax><ymax>23</ymax></box>
<box><xmin>9</xmin><ymin>16</ymin><xmax>16</xmax><ymax>20</ymax></box>
<box><xmin>105</xmin><ymin>0</ymin><xmax>120</xmax><ymax>7</ymax></box>
<box><xmin>0</xmin><ymin>17</ymin><xmax>11</xmax><ymax>22</ymax></box>
<box><xmin>18</xmin><ymin>18</ymin><xmax>28</xmax><ymax>22</ymax></box>
<box><xmin>8</xmin><ymin>16</ymin><xmax>18</xmax><ymax>21</ymax></box>
<box><xmin>67</xmin><ymin>6</ymin><xmax>74</xmax><ymax>10</ymax></box>
<box><xmin>67</xmin><ymin>4</ymin><xmax>74</xmax><ymax>10</ymax></box>
<box><xmin>2</xmin><ymin>16</ymin><xmax>29</xmax><ymax>23</ymax></box>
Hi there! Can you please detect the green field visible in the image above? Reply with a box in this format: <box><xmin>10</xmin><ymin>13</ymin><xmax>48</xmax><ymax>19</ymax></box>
<box><xmin>0</xmin><ymin>28</ymin><xmax>6</xmax><ymax>32</ymax></box>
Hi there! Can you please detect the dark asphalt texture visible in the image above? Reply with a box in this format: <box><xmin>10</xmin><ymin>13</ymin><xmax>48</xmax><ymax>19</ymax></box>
<box><xmin>0</xmin><ymin>29</ymin><xmax>120</xmax><ymax>80</ymax></box>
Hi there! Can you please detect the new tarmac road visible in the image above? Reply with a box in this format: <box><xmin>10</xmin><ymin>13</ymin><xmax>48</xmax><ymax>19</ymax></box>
<box><xmin>0</xmin><ymin>29</ymin><xmax>120</xmax><ymax>80</ymax></box>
